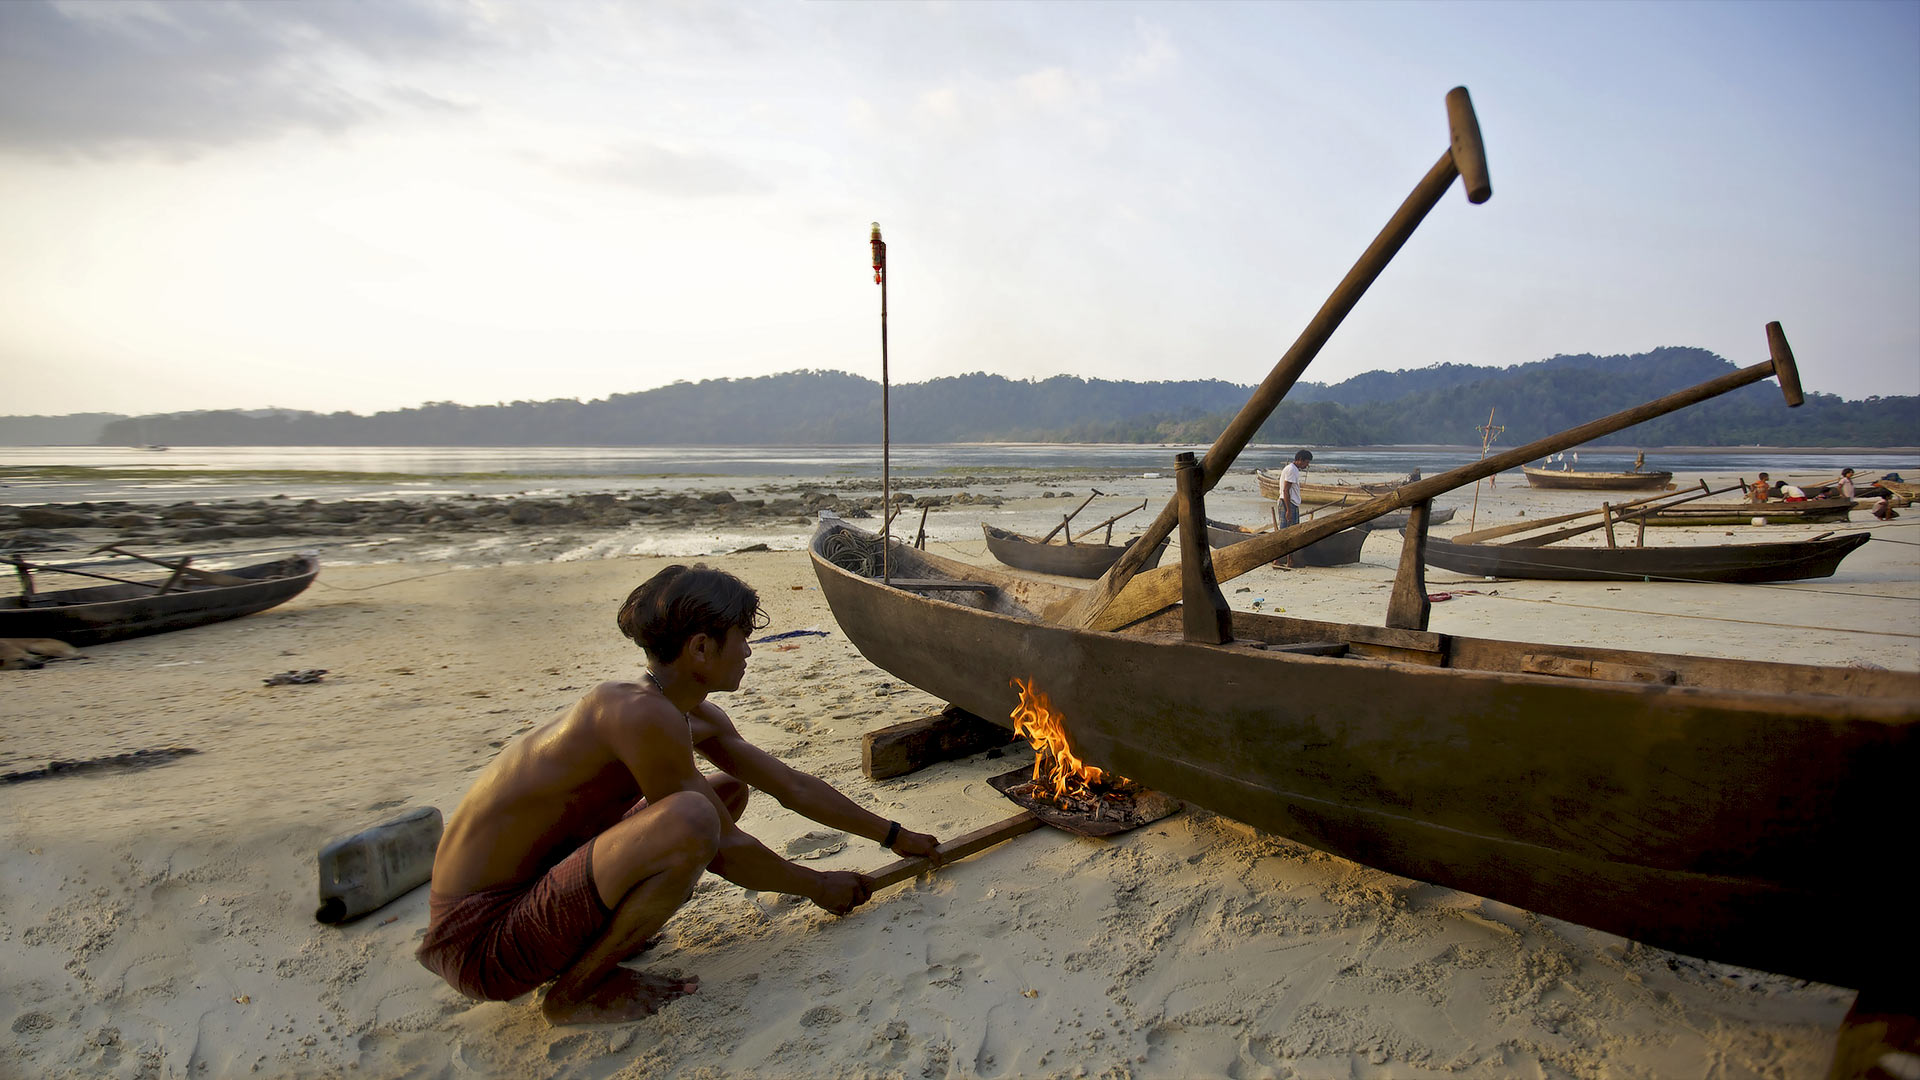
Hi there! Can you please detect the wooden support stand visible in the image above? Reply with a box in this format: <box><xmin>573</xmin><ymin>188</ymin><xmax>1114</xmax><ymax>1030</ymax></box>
<box><xmin>866</xmin><ymin>812</ymin><xmax>1043</xmax><ymax>890</ymax></box>
<box><xmin>1385</xmin><ymin>499</ymin><xmax>1432</xmax><ymax>631</ymax></box>
<box><xmin>862</xmin><ymin>705</ymin><xmax>1018</xmax><ymax>781</ymax></box>
<box><xmin>1174</xmin><ymin>453</ymin><xmax>1232</xmax><ymax>645</ymax></box>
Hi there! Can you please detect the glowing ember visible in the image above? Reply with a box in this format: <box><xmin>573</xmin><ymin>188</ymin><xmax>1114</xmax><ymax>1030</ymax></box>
<box><xmin>1010</xmin><ymin>677</ymin><xmax>1112</xmax><ymax>803</ymax></box>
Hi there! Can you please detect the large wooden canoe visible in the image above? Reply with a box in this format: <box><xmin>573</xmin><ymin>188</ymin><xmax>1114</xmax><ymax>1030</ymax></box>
<box><xmin>1640</xmin><ymin>497</ymin><xmax>1854</xmax><ymax>526</ymax></box>
<box><xmin>1205</xmin><ymin>519</ymin><xmax>1368</xmax><ymax>566</ymax></box>
<box><xmin>1422</xmin><ymin>532</ymin><xmax>1871</xmax><ymax>583</ymax></box>
<box><xmin>1256</xmin><ymin>470</ymin><xmax>1416</xmax><ymax>506</ymax></box>
<box><xmin>811</xmin><ymin>519</ymin><xmax>1918</xmax><ymax>991</ymax></box>
<box><xmin>1522</xmin><ymin>465</ymin><xmax>1675</xmax><ymax>491</ymax></box>
<box><xmin>981</xmin><ymin>524</ymin><xmax>1167</xmax><ymax>579</ymax></box>
<box><xmin>0</xmin><ymin>554</ymin><xmax>319</xmax><ymax>646</ymax></box>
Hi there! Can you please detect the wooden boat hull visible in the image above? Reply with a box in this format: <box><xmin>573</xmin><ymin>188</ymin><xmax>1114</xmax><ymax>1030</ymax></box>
<box><xmin>811</xmin><ymin>520</ymin><xmax>1919</xmax><ymax>991</ymax></box>
<box><xmin>0</xmin><ymin>554</ymin><xmax>320</xmax><ymax>646</ymax></box>
<box><xmin>981</xmin><ymin>524</ymin><xmax>1166</xmax><ymax>579</ymax></box>
<box><xmin>1422</xmin><ymin>532</ymin><xmax>1871</xmax><ymax>583</ymax></box>
<box><xmin>1205</xmin><ymin>520</ymin><xmax>1368</xmax><ymax>566</ymax></box>
<box><xmin>1522</xmin><ymin>466</ymin><xmax>1675</xmax><ymax>491</ymax></box>
<box><xmin>1256</xmin><ymin>470</ymin><xmax>1409</xmax><ymax>506</ymax></box>
<box><xmin>1642</xmin><ymin>498</ymin><xmax>1853</xmax><ymax>526</ymax></box>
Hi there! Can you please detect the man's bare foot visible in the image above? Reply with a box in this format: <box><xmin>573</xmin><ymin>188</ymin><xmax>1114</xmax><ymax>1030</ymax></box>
<box><xmin>541</xmin><ymin>969</ymin><xmax>699</xmax><ymax>1026</ymax></box>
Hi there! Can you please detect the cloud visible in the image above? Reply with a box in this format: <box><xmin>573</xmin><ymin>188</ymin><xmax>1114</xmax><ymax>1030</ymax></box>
<box><xmin>570</xmin><ymin>141</ymin><xmax>770</xmax><ymax>199</ymax></box>
<box><xmin>1117</xmin><ymin>19</ymin><xmax>1178</xmax><ymax>82</ymax></box>
<box><xmin>0</xmin><ymin>0</ymin><xmax>494</xmax><ymax>158</ymax></box>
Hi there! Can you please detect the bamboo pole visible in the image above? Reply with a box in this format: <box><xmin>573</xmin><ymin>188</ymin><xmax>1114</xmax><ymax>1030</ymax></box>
<box><xmin>1059</xmin><ymin>86</ymin><xmax>1493</xmax><ymax>630</ymax></box>
<box><xmin>1082</xmin><ymin>328</ymin><xmax>1805</xmax><ymax>631</ymax></box>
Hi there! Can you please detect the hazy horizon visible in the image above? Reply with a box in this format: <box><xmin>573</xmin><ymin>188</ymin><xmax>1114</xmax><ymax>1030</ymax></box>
<box><xmin>4</xmin><ymin>1</ymin><xmax>1916</xmax><ymax>417</ymax></box>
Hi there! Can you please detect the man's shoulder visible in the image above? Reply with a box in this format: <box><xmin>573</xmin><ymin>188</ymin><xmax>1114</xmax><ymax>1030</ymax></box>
<box><xmin>576</xmin><ymin>680</ymin><xmax>681</xmax><ymax>729</ymax></box>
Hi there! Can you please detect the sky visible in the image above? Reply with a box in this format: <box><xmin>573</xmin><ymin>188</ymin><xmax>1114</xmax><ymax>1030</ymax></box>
<box><xmin>1</xmin><ymin>0</ymin><xmax>1916</xmax><ymax>418</ymax></box>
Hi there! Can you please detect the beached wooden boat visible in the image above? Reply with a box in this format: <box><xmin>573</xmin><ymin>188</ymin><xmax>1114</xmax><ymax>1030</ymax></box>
<box><xmin>981</xmin><ymin>524</ymin><xmax>1166</xmax><ymax>579</ymax></box>
<box><xmin>1256</xmin><ymin>470</ymin><xmax>1416</xmax><ymax>506</ymax></box>
<box><xmin>1422</xmin><ymin>532</ymin><xmax>1871</xmax><ymax>583</ymax></box>
<box><xmin>1521</xmin><ymin>465</ymin><xmax>1674</xmax><ymax>491</ymax></box>
<box><xmin>1640</xmin><ymin>497</ymin><xmax>1853</xmax><ymax>526</ymax></box>
<box><xmin>1204</xmin><ymin>519</ymin><xmax>1367</xmax><ymax>566</ymax></box>
<box><xmin>0</xmin><ymin>554</ymin><xmax>319</xmax><ymax>646</ymax></box>
<box><xmin>812</xmin><ymin>519</ymin><xmax>1918</xmax><ymax>990</ymax></box>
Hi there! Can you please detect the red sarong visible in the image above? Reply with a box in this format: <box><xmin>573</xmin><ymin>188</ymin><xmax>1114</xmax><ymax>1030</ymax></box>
<box><xmin>417</xmin><ymin>839</ymin><xmax>611</xmax><ymax>1001</ymax></box>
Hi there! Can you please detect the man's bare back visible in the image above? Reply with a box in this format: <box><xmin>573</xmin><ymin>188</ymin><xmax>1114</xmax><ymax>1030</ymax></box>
<box><xmin>417</xmin><ymin>564</ymin><xmax>941</xmax><ymax>1025</ymax></box>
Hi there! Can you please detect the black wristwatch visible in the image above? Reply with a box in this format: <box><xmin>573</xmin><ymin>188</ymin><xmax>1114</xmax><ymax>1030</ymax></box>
<box><xmin>881</xmin><ymin>820</ymin><xmax>901</xmax><ymax>849</ymax></box>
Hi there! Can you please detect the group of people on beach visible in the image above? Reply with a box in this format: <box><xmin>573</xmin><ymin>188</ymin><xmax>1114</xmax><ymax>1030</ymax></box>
<box><xmin>1750</xmin><ymin>467</ymin><xmax>1902</xmax><ymax>519</ymax></box>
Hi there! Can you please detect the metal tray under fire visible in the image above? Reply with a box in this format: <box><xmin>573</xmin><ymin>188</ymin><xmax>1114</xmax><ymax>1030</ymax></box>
<box><xmin>988</xmin><ymin>764</ymin><xmax>1182</xmax><ymax>838</ymax></box>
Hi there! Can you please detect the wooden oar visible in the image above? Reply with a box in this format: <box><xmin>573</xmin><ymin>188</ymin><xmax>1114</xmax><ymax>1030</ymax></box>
<box><xmin>1080</xmin><ymin>323</ymin><xmax>1808</xmax><ymax>631</ymax></box>
<box><xmin>1057</xmin><ymin>86</ymin><xmax>1492</xmax><ymax>630</ymax></box>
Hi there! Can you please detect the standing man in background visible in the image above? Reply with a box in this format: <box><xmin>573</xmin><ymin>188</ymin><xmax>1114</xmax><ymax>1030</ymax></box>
<box><xmin>1273</xmin><ymin>449</ymin><xmax>1312</xmax><ymax>569</ymax></box>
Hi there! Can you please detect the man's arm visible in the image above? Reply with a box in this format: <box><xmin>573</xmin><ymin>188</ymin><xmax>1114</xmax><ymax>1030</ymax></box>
<box><xmin>597</xmin><ymin>686</ymin><xmax>865</xmax><ymax>911</ymax></box>
<box><xmin>696</xmin><ymin>710</ymin><xmax>939</xmax><ymax>860</ymax></box>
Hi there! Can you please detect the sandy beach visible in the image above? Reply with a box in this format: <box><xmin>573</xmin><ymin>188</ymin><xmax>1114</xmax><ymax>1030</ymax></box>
<box><xmin>3</xmin><ymin>468</ymin><xmax>1916</xmax><ymax>1079</ymax></box>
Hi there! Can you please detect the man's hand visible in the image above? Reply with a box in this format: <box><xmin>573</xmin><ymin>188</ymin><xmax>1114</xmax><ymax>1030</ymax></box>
<box><xmin>811</xmin><ymin>870</ymin><xmax>874</xmax><ymax>916</ymax></box>
<box><xmin>889</xmin><ymin>828</ymin><xmax>941</xmax><ymax>864</ymax></box>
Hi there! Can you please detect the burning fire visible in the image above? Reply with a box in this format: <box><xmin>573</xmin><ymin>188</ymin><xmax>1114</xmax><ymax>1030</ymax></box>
<box><xmin>1010</xmin><ymin>677</ymin><xmax>1109</xmax><ymax>803</ymax></box>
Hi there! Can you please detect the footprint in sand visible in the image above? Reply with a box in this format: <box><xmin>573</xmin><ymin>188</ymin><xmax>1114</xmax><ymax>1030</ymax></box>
<box><xmin>784</xmin><ymin>831</ymin><xmax>847</xmax><ymax>860</ymax></box>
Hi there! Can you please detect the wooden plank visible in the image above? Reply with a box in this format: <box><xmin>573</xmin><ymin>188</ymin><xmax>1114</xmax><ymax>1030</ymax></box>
<box><xmin>866</xmin><ymin>812</ymin><xmax>1043</xmax><ymax>890</ymax></box>
<box><xmin>1521</xmin><ymin>653</ymin><xmax>1677</xmax><ymax>685</ymax></box>
<box><xmin>862</xmin><ymin>706</ymin><xmax>1018</xmax><ymax>781</ymax></box>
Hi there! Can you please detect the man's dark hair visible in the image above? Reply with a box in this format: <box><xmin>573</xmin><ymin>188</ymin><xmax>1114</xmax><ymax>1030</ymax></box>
<box><xmin>617</xmin><ymin>564</ymin><xmax>768</xmax><ymax>662</ymax></box>
<box><xmin>1294</xmin><ymin>450</ymin><xmax>1313</xmax><ymax>463</ymax></box>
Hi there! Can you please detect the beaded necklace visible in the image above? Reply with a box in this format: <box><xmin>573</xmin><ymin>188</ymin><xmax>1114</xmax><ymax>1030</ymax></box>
<box><xmin>644</xmin><ymin>669</ymin><xmax>693</xmax><ymax>731</ymax></box>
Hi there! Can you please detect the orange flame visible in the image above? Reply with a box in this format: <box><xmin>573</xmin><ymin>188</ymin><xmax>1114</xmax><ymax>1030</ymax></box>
<box><xmin>1010</xmin><ymin>677</ymin><xmax>1107</xmax><ymax>802</ymax></box>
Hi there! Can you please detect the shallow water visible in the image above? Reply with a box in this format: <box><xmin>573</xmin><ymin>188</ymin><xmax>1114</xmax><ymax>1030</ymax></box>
<box><xmin>3</xmin><ymin>444</ymin><xmax>1911</xmax><ymax>506</ymax></box>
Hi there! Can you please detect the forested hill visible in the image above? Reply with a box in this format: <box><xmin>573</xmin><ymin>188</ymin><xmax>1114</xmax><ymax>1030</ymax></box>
<box><xmin>24</xmin><ymin>346</ymin><xmax>1918</xmax><ymax>447</ymax></box>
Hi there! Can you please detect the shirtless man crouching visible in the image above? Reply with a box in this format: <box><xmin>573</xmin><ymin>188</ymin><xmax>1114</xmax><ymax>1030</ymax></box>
<box><xmin>418</xmin><ymin>563</ymin><xmax>942</xmax><ymax>1024</ymax></box>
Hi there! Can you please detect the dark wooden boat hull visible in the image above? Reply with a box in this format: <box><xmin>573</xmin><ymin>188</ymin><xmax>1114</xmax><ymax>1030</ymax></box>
<box><xmin>1642</xmin><ymin>498</ymin><xmax>1854</xmax><ymax>526</ymax></box>
<box><xmin>1422</xmin><ymin>533</ymin><xmax>1872</xmax><ymax>583</ymax></box>
<box><xmin>981</xmin><ymin>524</ymin><xmax>1166</xmax><ymax>579</ymax></box>
<box><xmin>1206</xmin><ymin>520</ymin><xmax>1367</xmax><ymax>566</ymax></box>
<box><xmin>1522</xmin><ymin>466</ymin><xmax>1675</xmax><ymax>491</ymax></box>
<box><xmin>811</xmin><ymin>520</ymin><xmax>1920</xmax><ymax>991</ymax></box>
<box><xmin>0</xmin><ymin>554</ymin><xmax>320</xmax><ymax>646</ymax></box>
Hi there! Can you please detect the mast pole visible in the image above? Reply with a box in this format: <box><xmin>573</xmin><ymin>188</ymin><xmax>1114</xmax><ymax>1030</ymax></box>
<box><xmin>872</xmin><ymin>223</ymin><xmax>891</xmax><ymax>582</ymax></box>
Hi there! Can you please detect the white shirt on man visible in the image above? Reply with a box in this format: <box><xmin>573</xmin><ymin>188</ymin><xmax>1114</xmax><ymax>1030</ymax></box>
<box><xmin>1279</xmin><ymin>462</ymin><xmax>1304</xmax><ymax>506</ymax></box>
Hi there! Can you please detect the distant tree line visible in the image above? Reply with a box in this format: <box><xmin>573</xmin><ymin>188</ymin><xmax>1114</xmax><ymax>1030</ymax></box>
<box><xmin>44</xmin><ymin>347</ymin><xmax>1920</xmax><ymax>448</ymax></box>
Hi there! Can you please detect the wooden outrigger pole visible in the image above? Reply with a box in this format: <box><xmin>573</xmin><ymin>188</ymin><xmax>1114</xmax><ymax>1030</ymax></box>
<box><xmin>1058</xmin><ymin>86</ymin><xmax>1494</xmax><ymax>630</ymax></box>
<box><xmin>1080</xmin><ymin>325</ymin><xmax>1807</xmax><ymax>631</ymax></box>
<box><xmin>871</xmin><ymin>223</ymin><xmax>891</xmax><ymax>583</ymax></box>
